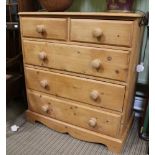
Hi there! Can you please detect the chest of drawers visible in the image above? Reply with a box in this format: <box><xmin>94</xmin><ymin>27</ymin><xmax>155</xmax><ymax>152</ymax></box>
<box><xmin>19</xmin><ymin>12</ymin><xmax>144</xmax><ymax>153</ymax></box>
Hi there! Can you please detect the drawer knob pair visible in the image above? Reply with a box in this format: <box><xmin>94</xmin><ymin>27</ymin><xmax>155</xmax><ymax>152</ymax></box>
<box><xmin>41</xmin><ymin>105</ymin><xmax>49</xmax><ymax>113</ymax></box>
<box><xmin>90</xmin><ymin>90</ymin><xmax>100</xmax><ymax>101</ymax></box>
<box><xmin>93</xmin><ymin>28</ymin><xmax>103</xmax><ymax>38</ymax></box>
<box><xmin>40</xmin><ymin>80</ymin><xmax>48</xmax><ymax>88</ymax></box>
<box><xmin>88</xmin><ymin>118</ymin><xmax>97</xmax><ymax>127</ymax></box>
<box><xmin>38</xmin><ymin>52</ymin><xmax>47</xmax><ymax>60</ymax></box>
<box><xmin>91</xmin><ymin>59</ymin><xmax>101</xmax><ymax>69</ymax></box>
<box><xmin>36</xmin><ymin>25</ymin><xmax>45</xmax><ymax>34</ymax></box>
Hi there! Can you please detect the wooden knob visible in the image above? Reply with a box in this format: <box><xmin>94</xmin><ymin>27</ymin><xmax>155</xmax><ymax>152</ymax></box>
<box><xmin>38</xmin><ymin>52</ymin><xmax>47</xmax><ymax>60</ymax></box>
<box><xmin>91</xmin><ymin>59</ymin><xmax>101</xmax><ymax>69</ymax></box>
<box><xmin>36</xmin><ymin>25</ymin><xmax>45</xmax><ymax>33</ymax></box>
<box><xmin>40</xmin><ymin>80</ymin><xmax>48</xmax><ymax>88</ymax></box>
<box><xmin>41</xmin><ymin>105</ymin><xmax>49</xmax><ymax>113</ymax></box>
<box><xmin>90</xmin><ymin>90</ymin><xmax>100</xmax><ymax>101</ymax></box>
<box><xmin>93</xmin><ymin>28</ymin><xmax>103</xmax><ymax>38</ymax></box>
<box><xmin>88</xmin><ymin>118</ymin><xmax>97</xmax><ymax>127</ymax></box>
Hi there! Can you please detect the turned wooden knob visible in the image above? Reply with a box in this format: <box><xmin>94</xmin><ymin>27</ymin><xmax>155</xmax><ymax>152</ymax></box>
<box><xmin>88</xmin><ymin>118</ymin><xmax>97</xmax><ymax>127</ymax></box>
<box><xmin>90</xmin><ymin>90</ymin><xmax>100</xmax><ymax>101</ymax></box>
<box><xmin>36</xmin><ymin>25</ymin><xmax>45</xmax><ymax>33</ymax></box>
<box><xmin>91</xmin><ymin>59</ymin><xmax>101</xmax><ymax>69</ymax></box>
<box><xmin>41</xmin><ymin>105</ymin><xmax>49</xmax><ymax>113</ymax></box>
<box><xmin>92</xmin><ymin>28</ymin><xmax>103</xmax><ymax>38</ymax></box>
<box><xmin>40</xmin><ymin>80</ymin><xmax>48</xmax><ymax>88</ymax></box>
<box><xmin>38</xmin><ymin>52</ymin><xmax>47</xmax><ymax>60</ymax></box>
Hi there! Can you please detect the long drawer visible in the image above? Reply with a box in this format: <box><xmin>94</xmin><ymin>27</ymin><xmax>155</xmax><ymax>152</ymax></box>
<box><xmin>70</xmin><ymin>19</ymin><xmax>133</xmax><ymax>47</ymax></box>
<box><xmin>27</xmin><ymin>90</ymin><xmax>122</xmax><ymax>137</ymax></box>
<box><xmin>25</xmin><ymin>67</ymin><xmax>125</xmax><ymax>112</ymax></box>
<box><xmin>20</xmin><ymin>17</ymin><xmax>67</xmax><ymax>40</ymax></box>
<box><xmin>23</xmin><ymin>40</ymin><xmax>129</xmax><ymax>81</ymax></box>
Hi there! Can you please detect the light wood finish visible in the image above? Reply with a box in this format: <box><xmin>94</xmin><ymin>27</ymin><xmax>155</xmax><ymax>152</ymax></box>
<box><xmin>92</xmin><ymin>28</ymin><xmax>103</xmax><ymax>38</ymax></box>
<box><xmin>25</xmin><ymin>67</ymin><xmax>125</xmax><ymax>112</ymax></box>
<box><xmin>25</xmin><ymin>64</ymin><xmax>128</xmax><ymax>86</ymax></box>
<box><xmin>88</xmin><ymin>118</ymin><xmax>97</xmax><ymax>128</ymax></box>
<box><xmin>20</xmin><ymin>17</ymin><xmax>67</xmax><ymax>40</ymax></box>
<box><xmin>71</xmin><ymin>19</ymin><xmax>133</xmax><ymax>47</ymax></box>
<box><xmin>19</xmin><ymin>12</ymin><xmax>144</xmax><ymax>153</ymax></box>
<box><xmin>26</xmin><ymin>109</ymin><xmax>134</xmax><ymax>154</ymax></box>
<box><xmin>23</xmin><ymin>40</ymin><xmax>129</xmax><ymax>81</ymax></box>
<box><xmin>27</xmin><ymin>89</ymin><xmax>122</xmax><ymax>115</ymax></box>
<box><xmin>41</xmin><ymin>104</ymin><xmax>49</xmax><ymax>113</ymax></box>
<box><xmin>36</xmin><ymin>25</ymin><xmax>46</xmax><ymax>34</ymax></box>
<box><xmin>27</xmin><ymin>90</ymin><xmax>121</xmax><ymax>137</ymax></box>
<box><xmin>40</xmin><ymin>80</ymin><xmax>48</xmax><ymax>88</ymax></box>
<box><xmin>119</xmin><ymin>19</ymin><xmax>144</xmax><ymax>136</ymax></box>
<box><xmin>90</xmin><ymin>90</ymin><xmax>100</xmax><ymax>101</ymax></box>
<box><xmin>38</xmin><ymin>51</ymin><xmax>47</xmax><ymax>61</ymax></box>
<box><xmin>23</xmin><ymin>37</ymin><xmax>132</xmax><ymax>51</ymax></box>
<box><xmin>19</xmin><ymin>12</ymin><xmax>144</xmax><ymax>18</ymax></box>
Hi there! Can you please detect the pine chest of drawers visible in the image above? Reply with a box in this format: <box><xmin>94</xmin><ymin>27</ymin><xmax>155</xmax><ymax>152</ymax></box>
<box><xmin>19</xmin><ymin>12</ymin><xmax>144</xmax><ymax>153</ymax></box>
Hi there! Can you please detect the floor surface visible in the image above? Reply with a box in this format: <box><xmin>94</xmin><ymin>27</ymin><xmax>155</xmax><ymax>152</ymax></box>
<box><xmin>6</xmin><ymin>113</ymin><xmax>148</xmax><ymax>155</ymax></box>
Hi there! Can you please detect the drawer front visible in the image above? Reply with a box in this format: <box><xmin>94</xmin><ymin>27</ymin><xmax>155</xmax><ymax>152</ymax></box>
<box><xmin>71</xmin><ymin>19</ymin><xmax>133</xmax><ymax>47</ymax></box>
<box><xmin>21</xmin><ymin>17</ymin><xmax>67</xmax><ymax>40</ymax></box>
<box><xmin>23</xmin><ymin>40</ymin><xmax>129</xmax><ymax>81</ymax></box>
<box><xmin>25</xmin><ymin>67</ymin><xmax>125</xmax><ymax>112</ymax></box>
<box><xmin>27</xmin><ymin>90</ymin><xmax>121</xmax><ymax>137</ymax></box>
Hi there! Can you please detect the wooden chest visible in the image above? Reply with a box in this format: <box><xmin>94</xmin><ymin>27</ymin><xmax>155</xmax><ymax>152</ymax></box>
<box><xmin>19</xmin><ymin>12</ymin><xmax>144</xmax><ymax>153</ymax></box>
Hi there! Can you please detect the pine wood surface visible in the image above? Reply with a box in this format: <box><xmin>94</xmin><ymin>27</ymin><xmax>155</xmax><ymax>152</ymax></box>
<box><xmin>26</xmin><ymin>109</ymin><xmax>134</xmax><ymax>154</ymax></box>
<box><xmin>23</xmin><ymin>40</ymin><xmax>130</xmax><ymax>81</ymax></box>
<box><xmin>25</xmin><ymin>67</ymin><xmax>125</xmax><ymax>112</ymax></box>
<box><xmin>19</xmin><ymin>12</ymin><xmax>144</xmax><ymax>18</ymax></box>
<box><xmin>70</xmin><ymin>19</ymin><xmax>133</xmax><ymax>47</ymax></box>
<box><xmin>21</xmin><ymin>17</ymin><xmax>67</xmax><ymax>40</ymax></box>
<box><xmin>20</xmin><ymin>12</ymin><xmax>144</xmax><ymax>153</ymax></box>
<box><xmin>27</xmin><ymin>90</ymin><xmax>122</xmax><ymax>137</ymax></box>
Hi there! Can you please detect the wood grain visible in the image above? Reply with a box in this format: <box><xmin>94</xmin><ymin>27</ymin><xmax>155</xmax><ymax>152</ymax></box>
<box><xmin>27</xmin><ymin>90</ymin><xmax>121</xmax><ymax>137</ymax></box>
<box><xmin>71</xmin><ymin>19</ymin><xmax>134</xmax><ymax>47</ymax></box>
<box><xmin>19</xmin><ymin>12</ymin><xmax>144</xmax><ymax>154</ymax></box>
<box><xmin>26</xmin><ymin>109</ymin><xmax>133</xmax><ymax>154</ymax></box>
<box><xmin>20</xmin><ymin>17</ymin><xmax>67</xmax><ymax>40</ymax></box>
<box><xmin>25</xmin><ymin>67</ymin><xmax>125</xmax><ymax>112</ymax></box>
<box><xmin>122</xmin><ymin>19</ymin><xmax>144</xmax><ymax>124</ymax></box>
<box><xmin>23</xmin><ymin>40</ymin><xmax>130</xmax><ymax>81</ymax></box>
<box><xmin>25</xmin><ymin>64</ymin><xmax>128</xmax><ymax>86</ymax></box>
<box><xmin>19</xmin><ymin>12</ymin><xmax>144</xmax><ymax>18</ymax></box>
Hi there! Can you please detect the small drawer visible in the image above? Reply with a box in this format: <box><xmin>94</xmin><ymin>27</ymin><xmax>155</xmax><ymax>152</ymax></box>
<box><xmin>27</xmin><ymin>90</ymin><xmax>122</xmax><ymax>137</ymax></box>
<box><xmin>23</xmin><ymin>40</ymin><xmax>130</xmax><ymax>81</ymax></box>
<box><xmin>20</xmin><ymin>17</ymin><xmax>67</xmax><ymax>40</ymax></box>
<box><xmin>70</xmin><ymin>19</ymin><xmax>133</xmax><ymax>47</ymax></box>
<box><xmin>25</xmin><ymin>67</ymin><xmax>125</xmax><ymax>112</ymax></box>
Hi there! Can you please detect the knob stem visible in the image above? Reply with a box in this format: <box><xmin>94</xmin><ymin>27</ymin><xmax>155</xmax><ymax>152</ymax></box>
<box><xmin>93</xmin><ymin>28</ymin><xmax>103</xmax><ymax>38</ymax></box>
<box><xmin>40</xmin><ymin>80</ymin><xmax>48</xmax><ymax>88</ymax></box>
<box><xmin>38</xmin><ymin>52</ymin><xmax>47</xmax><ymax>60</ymax></box>
<box><xmin>36</xmin><ymin>25</ymin><xmax>45</xmax><ymax>33</ymax></box>
<box><xmin>41</xmin><ymin>105</ymin><xmax>49</xmax><ymax>112</ymax></box>
<box><xmin>90</xmin><ymin>90</ymin><xmax>100</xmax><ymax>101</ymax></box>
<box><xmin>89</xmin><ymin>118</ymin><xmax>97</xmax><ymax>127</ymax></box>
<box><xmin>91</xmin><ymin>59</ymin><xmax>101</xmax><ymax>69</ymax></box>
